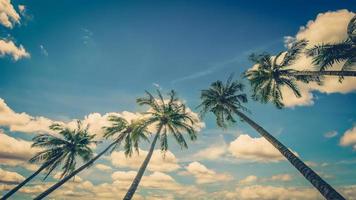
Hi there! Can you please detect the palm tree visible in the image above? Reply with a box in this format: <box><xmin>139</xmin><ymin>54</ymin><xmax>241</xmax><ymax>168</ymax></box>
<box><xmin>123</xmin><ymin>90</ymin><xmax>199</xmax><ymax>200</ymax></box>
<box><xmin>197</xmin><ymin>77</ymin><xmax>345</xmax><ymax>200</ymax></box>
<box><xmin>1</xmin><ymin>121</ymin><xmax>95</xmax><ymax>200</ymax></box>
<box><xmin>307</xmin><ymin>15</ymin><xmax>356</xmax><ymax>72</ymax></box>
<box><xmin>33</xmin><ymin>117</ymin><xmax>149</xmax><ymax>200</ymax></box>
<box><xmin>245</xmin><ymin>39</ymin><xmax>355</xmax><ymax>108</ymax></box>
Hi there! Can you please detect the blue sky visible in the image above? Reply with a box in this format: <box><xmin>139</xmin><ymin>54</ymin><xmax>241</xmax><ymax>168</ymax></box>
<box><xmin>1</xmin><ymin>0</ymin><xmax>356</xmax><ymax>199</ymax></box>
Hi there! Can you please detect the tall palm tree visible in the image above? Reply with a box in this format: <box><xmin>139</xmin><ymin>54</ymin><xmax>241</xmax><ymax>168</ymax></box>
<box><xmin>307</xmin><ymin>15</ymin><xmax>356</xmax><ymax>72</ymax></box>
<box><xmin>123</xmin><ymin>90</ymin><xmax>199</xmax><ymax>200</ymax></box>
<box><xmin>33</xmin><ymin>117</ymin><xmax>149</xmax><ymax>200</ymax></box>
<box><xmin>245</xmin><ymin>39</ymin><xmax>355</xmax><ymax>108</ymax></box>
<box><xmin>1</xmin><ymin>121</ymin><xmax>95</xmax><ymax>200</ymax></box>
<box><xmin>197</xmin><ymin>77</ymin><xmax>345</xmax><ymax>200</ymax></box>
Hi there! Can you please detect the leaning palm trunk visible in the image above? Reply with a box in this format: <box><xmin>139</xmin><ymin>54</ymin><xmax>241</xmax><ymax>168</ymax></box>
<box><xmin>236</xmin><ymin>110</ymin><xmax>345</xmax><ymax>200</ymax></box>
<box><xmin>123</xmin><ymin>131</ymin><xmax>160</xmax><ymax>200</ymax></box>
<box><xmin>289</xmin><ymin>70</ymin><xmax>356</xmax><ymax>77</ymax></box>
<box><xmin>33</xmin><ymin>140</ymin><xmax>119</xmax><ymax>200</ymax></box>
<box><xmin>1</xmin><ymin>159</ymin><xmax>55</xmax><ymax>200</ymax></box>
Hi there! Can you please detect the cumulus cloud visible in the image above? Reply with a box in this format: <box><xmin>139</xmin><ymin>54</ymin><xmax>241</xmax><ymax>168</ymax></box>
<box><xmin>0</xmin><ymin>129</ymin><xmax>40</xmax><ymax>167</ymax></box>
<box><xmin>0</xmin><ymin>168</ymin><xmax>25</xmax><ymax>184</ymax></box>
<box><xmin>228</xmin><ymin>134</ymin><xmax>298</xmax><ymax>162</ymax></box>
<box><xmin>192</xmin><ymin>141</ymin><xmax>227</xmax><ymax>161</ymax></box>
<box><xmin>0</xmin><ymin>39</ymin><xmax>29</xmax><ymax>60</ymax></box>
<box><xmin>248</xmin><ymin>10</ymin><xmax>356</xmax><ymax>108</ymax></box>
<box><xmin>340</xmin><ymin>125</ymin><xmax>356</xmax><ymax>150</ymax></box>
<box><xmin>0</xmin><ymin>0</ymin><xmax>20</xmax><ymax>28</ymax></box>
<box><xmin>182</xmin><ymin>161</ymin><xmax>232</xmax><ymax>184</ymax></box>
<box><xmin>111</xmin><ymin>149</ymin><xmax>180</xmax><ymax>172</ymax></box>
<box><xmin>234</xmin><ymin>185</ymin><xmax>321</xmax><ymax>200</ymax></box>
<box><xmin>239</xmin><ymin>175</ymin><xmax>258</xmax><ymax>185</ymax></box>
<box><xmin>0</xmin><ymin>98</ymin><xmax>203</xmax><ymax>138</ymax></box>
<box><xmin>95</xmin><ymin>164</ymin><xmax>112</xmax><ymax>172</ymax></box>
<box><xmin>111</xmin><ymin>171</ymin><xmax>180</xmax><ymax>191</ymax></box>
<box><xmin>239</xmin><ymin>174</ymin><xmax>292</xmax><ymax>185</ymax></box>
<box><xmin>284</xmin><ymin>10</ymin><xmax>356</xmax><ymax>107</ymax></box>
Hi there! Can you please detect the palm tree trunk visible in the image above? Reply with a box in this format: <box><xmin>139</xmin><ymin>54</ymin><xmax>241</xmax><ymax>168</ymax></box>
<box><xmin>291</xmin><ymin>70</ymin><xmax>356</xmax><ymax>77</ymax></box>
<box><xmin>33</xmin><ymin>140</ymin><xmax>118</xmax><ymax>200</ymax></box>
<box><xmin>235</xmin><ymin>110</ymin><xmax>345</xmax><ymax>200</ymax></box>
<box><xmin>1</xmin><ymin>161</ymin><xmax>52</xmax><ymax>200</ymax></box>
<box><xmin>123</xmin><ymin>129</ymin><xmax>161</xmax><ymax>200</ymax></box>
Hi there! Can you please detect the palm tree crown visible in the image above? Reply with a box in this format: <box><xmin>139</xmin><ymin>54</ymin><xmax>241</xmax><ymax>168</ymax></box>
<box><xmin>244</xmin><ymin>40</ymin><xmax>318</xmax><ymax>108</ymax></box>
<box><xmin>103</xmin><ymin>115</ymin><xmax>149</xmax><ymax>156</ymax></box>
<box><xmin>30</xmin><ymin>120</ymin><xmax>96</xmax><ymax>179</ymax></box>
<box><xmin>137</xmin><ymin>90</ymin><xmax>199</xmax><ymax>150</ymax></box>
<box><xmin>307</xmin><ymin>15</ymin><xmax>356</xmax><ymax>71</ymax></box>
<box><xmin>197</xmin><ymin>75</ymin><xmax>248</xmax><ymax>128</ymax></box>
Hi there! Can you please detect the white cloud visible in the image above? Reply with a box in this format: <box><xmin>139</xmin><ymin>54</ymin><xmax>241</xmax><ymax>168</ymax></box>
<box><xmin>239</xmin><ymin>175</ymin><xmax>258</xmax><ymax>185</ymax></box>
<box><xmin>248</xmin><ymin>10</ymin><xmax>356</xmax><ymax>108</ymax></box>
<box><xmin>234</xmin><ymin>185</ymin><xmax>321</xmax><ymax>200</ymax></box>
<box><xmin>228</xmin><ymin>134</ymin><xmax>297</xmax><ymax>162</ymax></box>
<box><xmin>0</xmin><ymin>129</ymin><xmax>40</xmax><ymax>167</ymax></box>
<box><xmin>192</xmin><ymin>141</ymin><xmax>227</xmax><ymax>160</ymax></box>
<box><xmin>0</xmin><ymin>98</ymin><xmax>203</xmax><ymax>138</ymax></box>
<box><xmin>111</xmin><ymin>170</ymin><xmax>180</xmax><ymax>191</ymax></box>
<box><xmin>95</xmin><ymin>164</ymin><xmax>112</xmax><ymax>172</ymax></box>
<box><xmin>284</xmin><ymin>10</ymin><xmax>356</xmax><ymax>107</ymax></box>
<box><xmin>270</xmin><ymin>174</ymin><xmax>293</xmax><ymax>182</ymax></box>
<box><xmin>0</xmin><ymin>168</ymin><xmax>25</xmax><ymax>184</ymax></box>
<box><xmin>239</xmin><ymin>174</ymin><xmax>292</xmax><ymax>185</ymax></box>
<box><xmin>324</xmin><ymin>130</ymin><xmax>338</xmax><ymax>138</ymax></box>
<box><xmin>0</xmin><ymin>39</ymin><xmax>29</xmax><ymax>60</ymax></box>
<box><xmin>0</xmin><ymin>0</ymin><xmax>20</xmax><ymax>28</ymax></box>
<box><xmin>111</xmin><ymin>149</ymin><xmax>180</xmax><ymax>172</ymax></box>
<box><xmin>183</xmin><ymin>161</ymin><xmax>232</xmax><ymax>184</ymax></box>
<box><xmin>340</xmin><ymin>125</ymin><xmax>356</xmax><ymax>150</ymax></box>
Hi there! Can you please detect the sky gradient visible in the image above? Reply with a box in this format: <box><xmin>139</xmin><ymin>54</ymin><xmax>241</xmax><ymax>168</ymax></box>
<box><xmin>1</xmin><ymin>1</ymin><xmax>356</xmax><ymax>199</ymax></box>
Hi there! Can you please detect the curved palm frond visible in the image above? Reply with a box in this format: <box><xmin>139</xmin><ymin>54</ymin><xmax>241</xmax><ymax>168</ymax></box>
<box><xmin>30</xmin><ymin>121</ymin><xmax>96</xmax><ymax>180</ymax></box>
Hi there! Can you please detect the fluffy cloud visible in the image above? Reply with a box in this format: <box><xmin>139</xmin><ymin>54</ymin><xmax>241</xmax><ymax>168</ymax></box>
<box><xmin>182</xmin><ymin>161</ymin><xmax>232</xmax><ymax>184</ymax></box>
<box><xmin>285</xmin><ymin>10</ymin><xmax>356</xmax><ymax>107</ymax></box>
<box><xmin>111</xmin><ymin>171</ymin><xmax>180</xmax><ymax>191</ymax></box>
<box><xmin>0</xmin><ymin>168</ymin><xmax>25</xmax><ymax>184</ymax></box>
<box><xmin>0</xmin><ymin>98</ymin><xmax>203</xmax><ymax>138</ymax></box>
<box><xmin>111</xmin><ymin>149</ymin><xmax>180</xmax><ymax>172</ymax></box>
<box><xmin>0</xmin><ymin>129</ymin><xmax>40</xmax><ymax>167</ymax></box>
<box><xmin>234</xmin><ymin>185</ymin><xmax>321</xmax><ymax>200</ymax></box>
<box><xmin>0</xmin><ymin>40</ymin><xmax>29</xmax><ymax>60</ymax></box>
<box><xmin>95</xmin><ymin>164</ymin><xmax>112</xmax><ymax>172</ymax></box>
<box><xmin>228</xmin><ymin>134</ymin><xmax>297</xmax><ymax>162</ymax></box>
<box><xmin>0</xmin><ymin>0</ymin><xmax>20</xmax><ymax>28</ymax></box>
<box><xmin>192</xmin><ymin>142</ymin><xmax>227</xmax><ymax>161</ymax></box>
<box><xmin>340</xmin><ymin>125</ymin><xmax>356</xmax><ymax>150</ymax></box>
<box><xmin>238</xmin><ymin>175</ymin><xmax>258</xmax><ymax>185</ymax></box>
<box><xmin>248</xmin><ymin>10</ymin><xmax>356</xmax><ymax>108</ymax></box>
<box><xmin>239</xmin><ymin>174</ymin><xmax>292</xmax><ymax>185</ymax></box>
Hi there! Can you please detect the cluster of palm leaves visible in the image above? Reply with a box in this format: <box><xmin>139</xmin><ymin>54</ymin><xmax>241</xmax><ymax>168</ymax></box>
<box><xmin>2</xmin><ymin>15</ymin><xmax>355</xmax><ymax>200</ymax></box>
<box><xmin>245</xmin><ymin>15</ymin><xmax>355</xmax><ymax>108</ymax></box>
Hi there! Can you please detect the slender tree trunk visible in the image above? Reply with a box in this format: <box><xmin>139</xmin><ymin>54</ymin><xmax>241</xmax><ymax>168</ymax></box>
<box><xmin>33</xmin><ymin>140</ymin><xmax>118</xmax><ymax>200</ymax></box>
<box><xmin>1</xmin><ymin>161</ymin><xmax>52</xmax><ymax>200</ymax></box>
<box><xmin>123</xmin><ymin>129</ymin><xmax>161</xmax><ymax>200</ymax></box>
<box><xmin>235</xmin><ymin>110</ymin><xmax>345</xmax><ymax>200</ymax></box>
<box><xmin>291</xmin><ymin>70</ymin><xmax>356</xmax><ymax>77</ymax></box>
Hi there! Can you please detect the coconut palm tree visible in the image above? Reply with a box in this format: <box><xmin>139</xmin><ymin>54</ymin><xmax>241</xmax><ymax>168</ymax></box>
<box><xmin>123</xmin><ymin>90</ymin><xmax>199</xmax><ymax>200</ymax></box>
<box><xmin>245</xmin><ymin>39</ymin><xmax>355</xmax><ymax>108</ymax></box>
<box><xmin>307</xmin><ymin>15</ymin><xmax>356</xmax><ymax>72</ymax></box>
<box><xmin>1</xmin><ymin>121</ymin><xmax>95</xmax><ymax>200</ymax></box>
<box><xmin>33</xmin><ymin>117</ymin><xmax>149</xmax><ymax>200</ymax></box>
<box><xmin>197</xmin><ymin>77</ymin><xmax>345</xmax><ymax>200</ymax></box>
